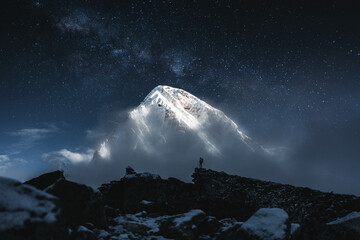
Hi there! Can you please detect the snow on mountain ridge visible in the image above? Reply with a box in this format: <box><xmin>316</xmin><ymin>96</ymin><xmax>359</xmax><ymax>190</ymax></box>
<box><xmin>134</xmin><ymin>85</ymin><xmax>267</xmax><ymax>154</ymax></box>
<box><xmin>94</xmin><ymin>85</ymin><xmax>271</xmax><ymax>166</ymax></box>
<box><xmin>129</xmin><ymin>86</ymin><xmax>220</xmax><ymax>154</ymax></box>
<box><xmin>140</xmin><ymin>85</ymin><xmax>202</xmax><ymax>130</ymax></box>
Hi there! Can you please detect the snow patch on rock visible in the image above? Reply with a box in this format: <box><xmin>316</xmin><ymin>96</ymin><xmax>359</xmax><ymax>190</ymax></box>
<box><xmin>327</xmin><ymin>211</ymin><xmax>360</xmax><ymax>225</ymax></box>
<box><xmin>173</xmin><ymin>209</ymin><xmax>205</xmax><ymax>227</ymax></box>
<box><xmin>241</xmin><ymin>208</ymin><xmax>289</xmax><ymax>240</ymax></box>
<box><xmin>0</xmin><ymin>177</ymin><xmax>58</xmax><ymax>231</ymax></box>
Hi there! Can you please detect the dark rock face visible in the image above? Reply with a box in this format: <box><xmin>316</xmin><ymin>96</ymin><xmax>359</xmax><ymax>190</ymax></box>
<box><xmin>192</xmin><ymin>168</ymin><xmax>360</xmax><ymax>239</ymax></box>
<box><xmin>2</xmin><ymin>167</ymin><xmax>359</xmax><ymax>239</ymax></box>
<box><xmin>192</xmin><ymin>168</ymin><xmax>360</xmax><ymax>223</ymax></box>
<box><xmin>99</xmin><ymin>168</ymin><xmax>360</xmax><ymax>239</ymax></box>
<box><xmin>26</xmin><ymin>171</ymin><xmax>107</xmax><ymax>228</ymax></box>
<box><xmin>46</xmin><ymin>179</ymin><xmax>107</xmax><ymax>228</ymax></box>
<box><xmin>99</xmin><ymin>172</ymin><xmax>198</xmax><ymax>215</ymax></box>
<box><xmin>158</xmin><ymin>209</ymin><xmax>207</xmax><ymax>239</ymax></box>
<box><xmin>24</xmin><ymin>170</ymin><xmax>65</xmax><ymax>190</ymax></box>
<box><xmin>100</xmin><ymin>168</ymin><xmax>360</xmax><ymax>223</ymax></box>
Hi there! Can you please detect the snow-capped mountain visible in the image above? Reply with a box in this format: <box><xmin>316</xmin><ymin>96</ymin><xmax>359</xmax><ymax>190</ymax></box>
<box><xmin>127</xmin><ymin>85</ymin><xmax>269</xmax><ymax>155</ymax></box>
<box><xmin>90</xmin><ymin>85</ymin><xmax>276</xmax><ymax>183</ymax></box>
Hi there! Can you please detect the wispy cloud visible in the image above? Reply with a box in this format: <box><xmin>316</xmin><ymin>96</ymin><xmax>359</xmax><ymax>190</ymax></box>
<box><xmin>43</xmin><ymin>148</ymin><xmax>94</xmax><ymax>164</ymax></box>
<box><xmin>6</xmin><ymin>125</ymin><xmax>58</xmax><ymax>154</ymax></box>
<box><xmin>11</xmin><ymin>128</ymin><xmax>54</xmax><ymax>140</ymax></box>
<box><xmin>0</xmin><ymin>155</ymin><xmax>9</xmax><ymax>162</ymax></box>
<box><xmin>0</xmin><ymin>154</ymin><xmax>27</xmax><ymax>173</ymax></box>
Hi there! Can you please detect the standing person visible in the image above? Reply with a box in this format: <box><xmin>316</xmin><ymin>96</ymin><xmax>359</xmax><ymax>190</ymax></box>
<box><xmin>199</xmin><ymin>157</ymin><xmax>204</xmax><ymax>169</ymax></box>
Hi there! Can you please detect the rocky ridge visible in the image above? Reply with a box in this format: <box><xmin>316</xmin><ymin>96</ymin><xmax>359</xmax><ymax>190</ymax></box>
<box><xmin>0</xmin><ymin>167</ymin><xmax>359</xmax><ymax>239</ymax></box>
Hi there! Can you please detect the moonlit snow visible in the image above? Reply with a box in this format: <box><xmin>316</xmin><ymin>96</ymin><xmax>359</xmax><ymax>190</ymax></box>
<box><xmin>240</xmin><ymin>208</ymin><xmax>289</xmax><ymax>240</ymax></box>
<box><xmin>0</xmin><ymin>177</ymin><xmax>58</xmax><ymax>231</ymax></box>
<box><xmin>66</xmin><ymin>85</ymin><xmax>284</xmax><ymax>186</ymax></box>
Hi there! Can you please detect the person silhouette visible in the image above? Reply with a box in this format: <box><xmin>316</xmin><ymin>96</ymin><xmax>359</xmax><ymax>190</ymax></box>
<box><xmin>199</xmin><ymin>157</ymin><xmax>204</xmax><ymax>169</ymax></box>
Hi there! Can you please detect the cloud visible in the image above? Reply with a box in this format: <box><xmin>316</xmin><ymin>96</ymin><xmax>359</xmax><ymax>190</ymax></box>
<box><xmin>58</xmin><ymin>100</ymin><xmax>285</xmax><ymax>188</ymax></box>
<box><xmin>6</xmin><ymin>125</ymin><xmax>58</xmax><ymax>154</ymax></box>
<box><xmin>56</xmin><ymin>94</ymin><xmax>360</xmax><ymax>196</ymax></box>
<box><xmin>85</xmin><ymin>129</ymin><xmax>108</xmax><ymax>140</ymax></box>
<box><xmin>11</xmin><ymin>127</ymin><xmax>55</xmax><ymax>140</ymax></box>
<box><xmin>0</xmin><ymin>155</ymin><xmax>27</xmax><ymax>173</ymax></box>
<box><xmin>43</xmin><ymin>148</ymin><xmax>94</xmax><ymax>164</ymax></box>
<box><xmin>0</xmin><ymin>155</ymin><xmax>9</xmax><ymax>162</ymax></box>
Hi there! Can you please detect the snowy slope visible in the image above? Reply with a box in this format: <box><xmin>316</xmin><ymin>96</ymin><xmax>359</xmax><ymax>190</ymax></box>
<box><xmin>88</xmin><ymin>85</ymin><xmax>275</xmax><ymax>184</ymax></box>
<box><xmin>0</xmin><ymin>177</ymin><xmax>58</xmax><ymax>231</ymax></box>
<box><xmin>127</xmin><ymin>85</ymin><xmax>269</xmax><ymax>156</ymax></box>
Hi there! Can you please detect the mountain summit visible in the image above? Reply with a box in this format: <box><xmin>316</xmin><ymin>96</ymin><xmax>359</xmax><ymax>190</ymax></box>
<box><xmin>91</xmin><ymin>85</ymin><xmax>276</xmax><ymax>183</ymax></box>
<box><xmin>128</xmin><ymin>85</ymin><xmax>269</xmax><ymax>155</ymax></box>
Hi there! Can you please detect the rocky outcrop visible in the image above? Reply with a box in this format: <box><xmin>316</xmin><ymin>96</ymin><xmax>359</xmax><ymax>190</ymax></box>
<box><xmin>192</xmin><ymin>168</ymin><xmax>360</xmax><ymax>223</ymax></box>
<box><xmin>239</xmin><ymin>208</ymin><xmax>290</xmax><ymax>240</ymax></box>
<box><xmin>158</xmin><ymin>209</ymin><xmax>207</xmax><ymax>239</ymax></box>
<box><xmin>192</xmin><ymin>168</ymin><xmax>360</xmax><ymax>239</ymax></box>
<box><xmin>100</xmin><ymin>168</ymin><xmax>360</xmax><ymax>223</ymax></box>
<box><xmin>99</xmin><ymin>171</ymin><xmax>197</xmax><ymax>215</ymax></box>
<box><xmin>98</xmin><ymin>167</ymin><xmax>360</xmax><ymax>239</ymax></box>
<box><xmin>2</xmin><ymin>167</ymin><xmax>359</xmax><ymax>239</ymax></box>
<box><xmin>25</xmin><ymin>171</ymin><xmax>107</xmax><ymax>228</ymax></box>
<box><xmin>0</xmin><ymin>176</ymin><xmax>66</xmax><ymax>239</ymax></box>
<box><xmin>324</xmin><ymin>212</ymin><xmax>360</xmax><ymax>240</ymax></box>
<box><xmin>24</xmin><ymin>170</ymin><xmax>65</xmax><ymax>190</ymax></box>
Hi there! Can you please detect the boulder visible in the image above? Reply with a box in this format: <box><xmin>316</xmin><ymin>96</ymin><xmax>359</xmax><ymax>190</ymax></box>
<box><xmin>324</xmin><ymin>212</ymin><xmax>360</xmax><ymax>240</ymax></box>
<box><xmin>24</xmin><ymin>170</ymin><xmax>65</xmax><ymax>190</ymax></box>
<box><xmin>239</xmin><ymin>208</ymin><xmax>290</xmax><ymax>240</ymax></box>
<box><xmin>0</xmin><ymin>176</ymin><xmax>66</xmax><ymax>239</ymax></box>
<box><xmin>99</xmin><ymin>170</ymin><xmax>197</xmax><ymax>215</ymax></box>
<box><xmin>159</xmin><ymin>209</ymin><xmax>206</xmax><ymax>239</ymax></box>
<box><xmin>192</xmin><ymin>168</ymin><xmax>360</xmax><ymax>223</ymax></box>
<box><xmin>26</xmin><ymin>171</ymin><xmax>107</xmax><ymax>228</ymax></box>
<box><xmin>70</xmin><ymin>225</ymin><xmax>95</xmax><ymax>240</ymax></box>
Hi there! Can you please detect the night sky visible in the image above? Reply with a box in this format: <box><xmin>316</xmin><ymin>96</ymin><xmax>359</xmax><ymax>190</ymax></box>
<box><xmin>1</xmin><ymin>1</ymin><xmax>359</xmax><ymax>194</ymax></box>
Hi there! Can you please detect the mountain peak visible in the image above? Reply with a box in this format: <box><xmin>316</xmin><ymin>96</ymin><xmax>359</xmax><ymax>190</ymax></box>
<box><xmin>142</xmin><ymin>85</ymin><xmax>211</xmax><ymax>112</ymax></box>
<box><xmin>127</xmin><ymin>85</ymin><xmax>268</xmax><ymax>155</ymax></box>
<box><xmin>139</xmin><ymin>85</ymin><xmax>206</xmax><ymax>130</ymax></box>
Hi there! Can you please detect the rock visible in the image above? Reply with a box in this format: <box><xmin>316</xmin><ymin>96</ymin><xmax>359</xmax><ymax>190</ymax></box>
<box><xmin>122</xmin><ymin>221</ymin><xmax>151</xmax><ymax>236</ymax></box>
<box><xmin>16</xmin><ymin>167</ymin><xmax>360</xmax><ymax>239</ymax></box>
<box><xmin>82</xmin><ymin>222</ymin><xmax>95</xmax><ymax>230</ymax></box>
<box><xmin>217</xmin><ymin>208</ymin><xmax>290</xmax><ymax>240</ymax></box>
<box><xmin>99</xmin><ymin>171</ymin><xmax>197</xmax><ymax>215</ymax></box>
<box><xmin>94</xmin><ymin>229</ymin><xmax>110</xmax><ymax>239</ymax></box>
<box><xmin>125</xmin><ymin>166</ymin><xmax>136</xmax><ymax>175</ymax></box>
<box><xmin>290</xmin><ymin>223</ymin><xmax>301</xmax><ymax>239</ymax></box>
<box><xmin>159</xmin><ymin>209</ymin><xmax>206</xmax><ymax>239</ymax></box>
<box><xmin>109</xmin><ymin>212</ymin><xmax>161</xmax><ymax>237</ymax></box>
<box><xmin>24</xmin><ymin>170</ymin><xmax>65</xmax><ymax>190</ymax></box>
<box><xmin>26</xmin><ymin>172</ymin><xmax>107</xmax><ymax>228</ymax></box>
<box><xmin>216</xmin><ymin>223</ymin><xmax>242</xmax><ymax>240</ymax></box>
<box><xmin>239</xmin><ymin>208</ymin><xmax>290</xmax><ymax>240</ymax></box>
<box><xmin>46</xmin><ymin>179</ymin><xmax>107</xmax><ymax>228</ymax></box>
<box><xmin>99</xmin><ymin>167</ymin><xmax>360</xmax><ymax>239</ymax></box>
<box><xmin>197</xmin><ymin>216</ymin><xmax>222</xmax><ymax>237</ymax></box>
<box><xmin>0</xmin><ymin>176</ymin><xmax>66</xmax><ymax>239</ymax></box>
<box><xmin>104</xmin><ymin>205</ymin><xmax>119</xmax><ymax>218</ymax></box>
<box><xmin>192</xmin><ymin>168</ymin><xmax>360</xmax><ymax>223</ymax></box>
<box><xmin>324</xmin><ymin>212</ymin><xmax>360</xmax><ymax>240</ymax></box>
<box><xmin>70</xmin><ymin>225</ymin><xmax>95</xmax><ymax>240</ymax></box>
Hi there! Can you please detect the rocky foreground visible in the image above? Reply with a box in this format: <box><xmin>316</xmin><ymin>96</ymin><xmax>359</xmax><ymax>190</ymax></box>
<box><xmin>1</xmin><ymin>168</ymin><xmax>360</xmax><ymax>240</ymax></box>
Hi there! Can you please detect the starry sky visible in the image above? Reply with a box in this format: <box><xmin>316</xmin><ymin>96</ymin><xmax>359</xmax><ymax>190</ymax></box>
<box><xmin>1</xmin><ymin>0</ymin><xmax>359</xmax><ymax>193</ymax></box>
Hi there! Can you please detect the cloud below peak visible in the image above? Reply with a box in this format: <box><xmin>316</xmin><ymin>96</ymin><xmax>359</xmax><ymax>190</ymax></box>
<box><xmin>43</xmin><ymin>148</ymin><xmax>94</xmax><ymax>164</ymax></box>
